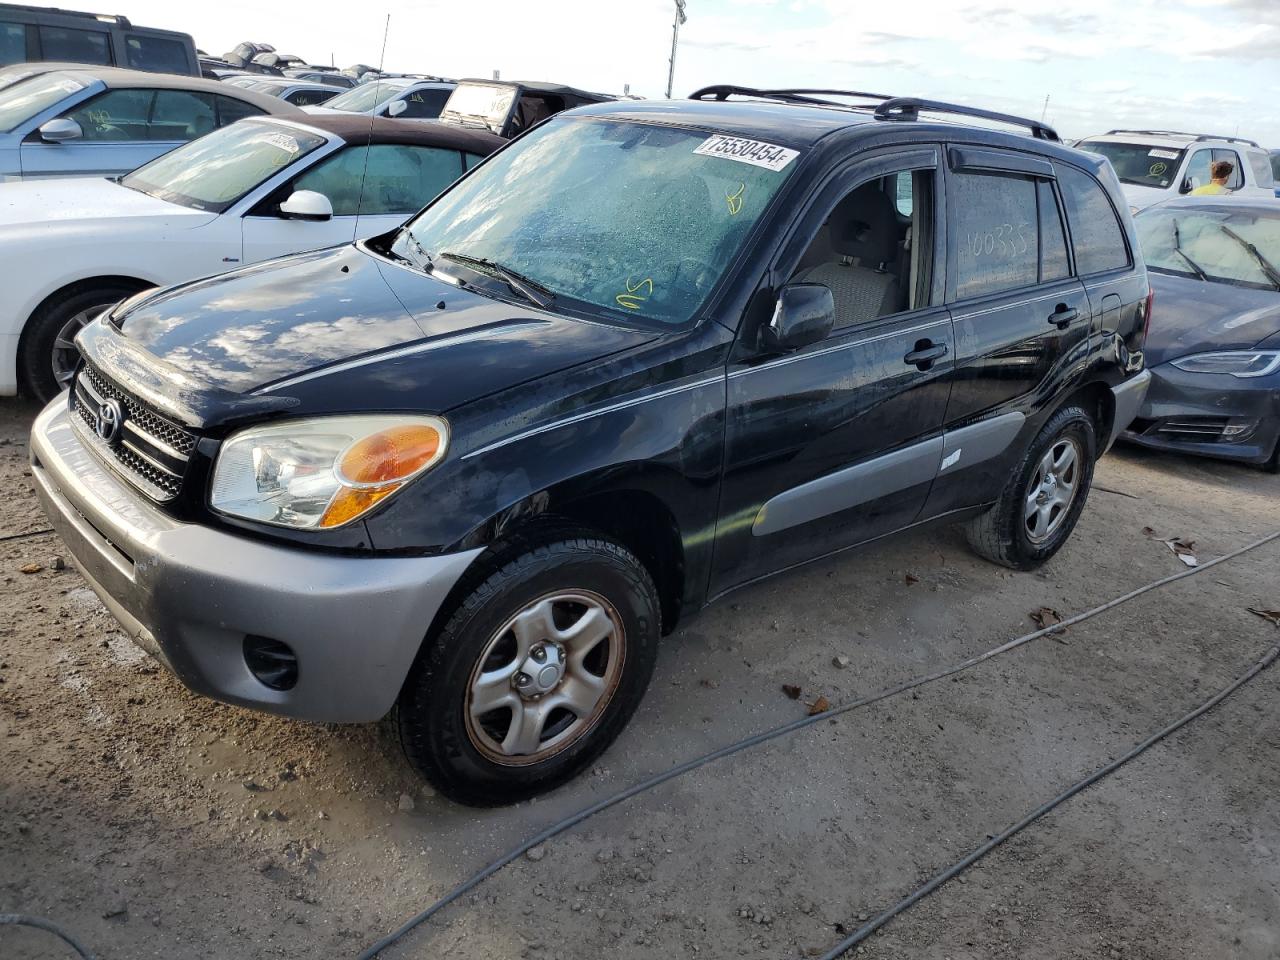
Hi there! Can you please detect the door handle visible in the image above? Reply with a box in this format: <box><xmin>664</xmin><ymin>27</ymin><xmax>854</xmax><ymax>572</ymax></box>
<box><xmin>1048</xmin><ymin>305</ymin><xmax>1079</xmax><ymax>329</ymax></box>
<box><xmin>904</xmin><ymin>340</ymin><xmax>948</xmax><ymax>370</ymax></box>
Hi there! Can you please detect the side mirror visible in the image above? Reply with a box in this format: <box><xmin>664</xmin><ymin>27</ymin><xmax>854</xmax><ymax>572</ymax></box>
<box><xmin>1180</xmin><ymin>176</ymin><xmax>1198</xmax><ymax>194</ymax></box>
<box><xmin>762</xmin><ymin>283</ymin><xmax>835</xmax><ymax>352</ymax></box>
<box><xmin>278</xmin><ymin>189</ymin><xmax>333</xmax><ymax>221</ymax></box>
<box><xmin>386</xmin><ymin>98</ymin><xmax>407</xmax><ymax>117</ymax></box>
<box><xmin>38</xmin><ymin>117</ymin><xmax>83</xmax><ymax>143</ymax></box>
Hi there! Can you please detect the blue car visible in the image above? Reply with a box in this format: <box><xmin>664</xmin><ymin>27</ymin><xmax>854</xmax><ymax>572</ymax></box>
<box><xmin>1124</xmin><ymin>196</ymin><xmax>1280</xmax><ymax>470</ymax></box>
<box><xmin>0</xmin><ymin>65</ymin><xmax>294</xmax><ymax>181</ymax></box>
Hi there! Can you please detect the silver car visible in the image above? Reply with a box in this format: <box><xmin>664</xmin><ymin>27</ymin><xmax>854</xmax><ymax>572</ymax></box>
<box><xmin>0</xmin><ymin>65</ymin><xmax>295</xmax><ymax>181</ymax></box>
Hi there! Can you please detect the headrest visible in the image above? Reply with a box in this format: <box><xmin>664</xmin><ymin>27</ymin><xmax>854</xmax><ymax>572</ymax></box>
<box><xmin>830</xmin><ymin>182</ymin><xmax>898</xmax><ymax>267</ymax></box>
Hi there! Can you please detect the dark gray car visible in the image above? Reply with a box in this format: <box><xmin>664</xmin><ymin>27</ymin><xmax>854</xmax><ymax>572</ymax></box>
<box><xmin>1124</xmin><ymin>196</ymin><xmax>1280</xmax><ymax>469</ymax></box>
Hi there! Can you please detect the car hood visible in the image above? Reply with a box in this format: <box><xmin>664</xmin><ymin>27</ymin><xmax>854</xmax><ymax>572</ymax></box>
<box><xmin>1120</xmin><ymin>183</ymin><xmax>1170</xmax><ymax>211</ymax></box>
<box><xmin>0</xmin><ymin>175</ymin><xmax>214</xmax><ymax>230</ymax></box>
<box><xmin>1145</xmin><ymin>271</ymin><xmax>1280</xmax><ymax>366</ymax></box>
<box><xmin>83</xmin><ymin>243</ymin><xmax>657</xmax><ymax>428</ymax></box>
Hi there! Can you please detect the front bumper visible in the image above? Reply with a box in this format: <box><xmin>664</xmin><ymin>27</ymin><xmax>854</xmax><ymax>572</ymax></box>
<box><xmin>1120</xmin><ymin>362</ymin><xmax>1279</xmax><ymax>465</ymax></box>
<box><xmin>29</xmin><ymin>400</ymin><xmax>480</xmax><ymax>723</ymax></box>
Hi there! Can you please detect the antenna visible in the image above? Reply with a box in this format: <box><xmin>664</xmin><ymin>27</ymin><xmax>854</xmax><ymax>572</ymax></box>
<box><xmin>352</xmin><ymin>13</ymin><xmax>392</xmax><ymax>241</ymax></box>
<box><xmin>665</xmin><ymin>0</ymin><xmax>687</xmax><ymax>99</ymax></box>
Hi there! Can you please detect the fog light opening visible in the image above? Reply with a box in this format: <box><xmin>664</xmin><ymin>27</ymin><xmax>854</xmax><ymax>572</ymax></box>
<box><xmin>244</xmin><ymin>635</ymin><xmax>298</xmax><ymax>691</ymax></box>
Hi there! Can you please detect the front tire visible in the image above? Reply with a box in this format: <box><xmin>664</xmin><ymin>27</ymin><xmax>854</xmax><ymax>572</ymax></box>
<box><xmin>964</xmin><ymin>404</ymin><xmax>1097</xmax><ymax>570</ymax></box>
<box><xmin>398</xmin><ymin>535</ymin><xmax>660</xmax><ymax>806</ymax></box>
<box><xmin>20</xmin><ymin>284</ymin><xmax>140</xmax><ymax>403</ymax></box>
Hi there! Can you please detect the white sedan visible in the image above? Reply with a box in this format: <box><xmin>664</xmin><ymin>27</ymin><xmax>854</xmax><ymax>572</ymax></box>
<box><xmin>1</xmin><ymin>113</ymin><xmax>502</xmax><ymax>400</ymax></box>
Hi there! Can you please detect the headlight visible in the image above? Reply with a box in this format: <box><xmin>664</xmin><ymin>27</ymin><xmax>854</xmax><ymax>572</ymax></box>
<box><xmin>1169</xmin><ymin>350</ymin><xmax>1280</xmax><ymax>378</ymax></box>
<box><xmin>210</xmin><ymin>415</ymin><xmax>448</xmax><ymax>529</ymax></box>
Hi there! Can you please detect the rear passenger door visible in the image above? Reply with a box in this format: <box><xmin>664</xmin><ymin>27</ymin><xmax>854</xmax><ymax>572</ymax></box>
<box><xmin>710</xmin><ymin>148</ymin><xmax>954</xmax><ymax>593</ymax></box>
<box><xmin>921</xmin><ymin>148</ymin><xmax>1090</xmax><ymax>518</ymax></box>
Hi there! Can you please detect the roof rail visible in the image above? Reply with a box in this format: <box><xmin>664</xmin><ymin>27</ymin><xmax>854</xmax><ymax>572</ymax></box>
<box><xmin>688</xmin><ymin>85</ymin><xmax>892</xmax><ymax>107</ymax></box>
<box><xmin>1103</xmin><ymin>128</ymin><xmax>1261</xmax><ymax>148</ymax></box>
<box><xmin>1193</xmin><ymin>133</ymin><xmax>1260</xmax><ymax>148</ymax></box>
<box><xmin>875</xmin><ymin>97</ymin><xmax>1060</xmax><ymax>141</ymax></box>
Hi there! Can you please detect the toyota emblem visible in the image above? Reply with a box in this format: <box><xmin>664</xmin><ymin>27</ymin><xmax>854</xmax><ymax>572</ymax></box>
<box><xmin>94</xmin><ymin>398</ymin><xmax>124</xmax><ymax>445</ymax></box>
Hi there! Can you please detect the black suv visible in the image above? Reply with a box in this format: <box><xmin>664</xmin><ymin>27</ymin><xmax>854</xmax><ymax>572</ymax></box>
<box><xmin>31</xmin><ymin>87</ymin><xmax>1151</xmax><ymax>805</ymax></box>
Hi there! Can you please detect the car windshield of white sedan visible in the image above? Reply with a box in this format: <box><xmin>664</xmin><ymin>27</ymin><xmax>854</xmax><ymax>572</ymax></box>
<box><xmin>1137</xmin><ymin>207</ymin><xmax>1280</xmax><ymax>290</ymax></box>
<box><xmin>323</xmin><ymin>79</ymin><xmax>407</xmax><ymax>112</ymax></box>
<box><xmin>0</xmin><ymin>72</ymin><xmax>87</xmax><ymax>132</ymax></box>
<box><xmin>397</xmin><ymin>118</ymin><xmax>798</xmax><ymax>326</ymax></box>
<box><xmin>121</xmin><ymin>121</ymin><xmax>326</xmax><ymax>212</ymax></box>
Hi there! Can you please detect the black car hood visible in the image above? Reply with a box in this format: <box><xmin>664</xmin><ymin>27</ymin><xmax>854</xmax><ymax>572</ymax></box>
<box><xmin>1145</xmin><ymin>271</ymin><xmax>1280</xmax><ymax>367</ymax></box>
<box><xmin>93</xmin><ymin>244</ymin><xmax>657</xmax><ymax>426</ymax></box>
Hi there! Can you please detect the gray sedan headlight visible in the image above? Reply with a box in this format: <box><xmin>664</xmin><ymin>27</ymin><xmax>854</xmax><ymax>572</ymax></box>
<box><xmin>1169</xmin><ymin>350</ymin><xmax>1280</xmax><ymax>378</ymax></box>
<box><xmin>210</xmin><ymin>415</ymin><xmax>449</xmax><ymax>529</ymax></box>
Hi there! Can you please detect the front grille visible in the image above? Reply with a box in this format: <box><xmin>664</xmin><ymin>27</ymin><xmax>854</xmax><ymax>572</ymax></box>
<box><xmin>71</xmin><ymin>364</ymin><xmax>196</xmax><ymax>501</ymax></box>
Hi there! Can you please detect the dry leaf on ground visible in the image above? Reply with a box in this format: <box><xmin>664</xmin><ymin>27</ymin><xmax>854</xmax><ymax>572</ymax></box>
<box><xmin>807</xmin><ymin>695</ymin><xmax>830</xmax><ymax>716</ymax></box>
<box><xmin>1247</xmin><ymin>607</ymin><xmax>1280</xmax><ymax>627</ymax></box>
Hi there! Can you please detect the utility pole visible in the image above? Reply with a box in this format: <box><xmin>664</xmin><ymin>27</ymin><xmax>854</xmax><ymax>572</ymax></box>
<box><xmin>665</xmin><ymin>0</ymin><xmax>687</xmax><ymax>99</ymax></box>
<box><xmin>1040</xmin><ymin>94</ymin><xmax>1050</xmax><ymax>123</ymax></box>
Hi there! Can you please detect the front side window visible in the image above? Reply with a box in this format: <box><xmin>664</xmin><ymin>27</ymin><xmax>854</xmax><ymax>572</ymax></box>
<box><xmin>1079</xmin><ymin>141</ymin><xmax>1185</xmax><ymax>191</ymax></box>
<box><xmin>1213</xmin><ymin>149</ymin><xmax>1244</xmax><ymax>189</ymax></box>
<box><xmin>323</xmin><ymin>80</ymin><xmax>407</xmax><ymax>113</ymax></box>
<box><xmin>38</xmin><ymin>25</ymin><xmax>110</xmax><ymax>65</ymax></box>
<box><xmin>396</xmin><ymin>118</ymin><xmax>798</xmax><ymax>327</ymax></box>
<box><xmin>151</xmin><ymin>89</ymin><xmax>215</xmax><ymax>141</ymax></box>
<box><xmin>294</xmin><ymin>144</ymin><xmax>464</xmax><ymax>216</ymax></box>
<box><xmin>287</xmin><ymin>88</ymin><xmax>334</xmax><ymax>107</ymax></box>
<box><xmin>1184</xmin><ymin>149</ymin><xmax>1213</xmax><ymax>192</ymax></box>
<box><xmin>63</xmin><ymin>87</ymin><xmax>154</xmax><ymax>140</ymax></box>
<box><xmin>396</xmin><ymin>87</ymin><xmax>450</xmax><ymax>119</ymax></box>
<box><xmin>121</xmin><ymin>119</ymin><xmax>325</xmax><ymax>212</ymax></box>
<box><xmin>1136</xmin><ymin>205</ymin><xmax>1280</xmax><ymax>291</ymax></box>
<box><xmin>0</xmin><ymin>72</ymin><xmax>86</xmax><ymax>132</ymax></box>
<box><xmin>791</xmin><ymin>169</ymin><xmax>934</xmax><ymax>328</ymax></box>
<box><xmin>125</xmin><ymin>35</ymin><xmax>189</xmax><ymax>74</ymax></box>
<box><xmin>0</xmin><ymin>21</ymin><xmax>26</xmax><ymax>67</ymax></box>
<box><xmin>1058</xmin><ymin>166</ymin><xmax>1129</xmax><ymax>275</ymax></box>
<box><xmin>949</xmin><ymin>171</ymin><xmax>1040</xmax><ymax>299</ymax></box>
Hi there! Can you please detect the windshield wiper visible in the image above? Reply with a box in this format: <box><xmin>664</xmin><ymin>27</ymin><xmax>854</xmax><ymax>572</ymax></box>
<box><xmin>439</xmin><ymin>252</ymin><xmax>556</xmax><ymax>308</ymax></box>
<box><xmin>1170</xmin><ymin>219</ymin><xmax>1209</xmax><ymax>281</ymax></box>
<box><xmin>1218</xmin><ymin>224</ymin><xmax>1280</xmax><ymax>291</ymax></box>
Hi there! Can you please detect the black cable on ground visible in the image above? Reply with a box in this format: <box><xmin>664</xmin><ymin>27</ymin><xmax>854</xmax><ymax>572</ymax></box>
<box><xmin>0</xmin><ymin>914</ymin><xmax>95</xmax><ymax>959</ymax></box>
<box><xmin>0</xmin><ymin>527</ymin><xmax>54</xmax><ymax>544</ymax></box>
<box><xmin>816</xmin><ymin>638</ymin><xmax>1280</xmax><ymax>960</ymax></box>
<box><xmin>359</xmin><ymin>529</ymin><xmax>1280</xmax><ymax>959</ymax></box>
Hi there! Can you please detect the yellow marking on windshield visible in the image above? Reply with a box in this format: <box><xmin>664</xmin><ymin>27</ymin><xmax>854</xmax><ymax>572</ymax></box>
<box><xmin>616</xmin><ymin>276</ymin><xmax>654</xmax><ymax>310</ymax></box>
<box><xmin>726</xmin><ymin>182</ymin><xmax>746</xmax><ymax>215</ymax></box>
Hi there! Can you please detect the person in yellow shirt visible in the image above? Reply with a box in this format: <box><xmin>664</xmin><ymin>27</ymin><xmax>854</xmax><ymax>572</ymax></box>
<box><xmin>1191</xmin><ymin>160</ymin><xmax>1234</xmax><ymax>195</ymax></box>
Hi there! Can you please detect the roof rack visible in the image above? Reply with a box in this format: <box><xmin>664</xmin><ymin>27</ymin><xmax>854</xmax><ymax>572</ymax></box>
<box><xmin>875</xmin><ymin>98</ymin><xmax>1060</xmax><ymax>141</ymax></box>
<box><xmin>689</xmin><ymin>85</ymin><xmax>893</xmax><ymax>107</ymax></box>
<box><xmin>1103</xmin><ymin>128</ymin><xmax>1260</xmax><ymax>148</ymax></box>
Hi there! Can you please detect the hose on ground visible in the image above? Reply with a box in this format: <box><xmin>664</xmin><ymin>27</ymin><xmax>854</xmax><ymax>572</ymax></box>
<box><xmin>0</xmin><ymin>914</ymin><xmax>95</xmax><ymax>959</ymax></box>
<box><xmin>359</xmin><ymin>529</ymin><xmax>1280</xmax><ymax>959</ymax></box>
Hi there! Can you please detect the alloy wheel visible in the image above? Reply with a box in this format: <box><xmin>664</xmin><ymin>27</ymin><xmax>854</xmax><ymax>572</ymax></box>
<box><xmin>1023</xmin><ymin>437</ymin><xmax>1081</xmax><ymax>544</ymax></box>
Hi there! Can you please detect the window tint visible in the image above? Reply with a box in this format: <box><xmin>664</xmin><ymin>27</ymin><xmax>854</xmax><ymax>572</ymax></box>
<box><xmin>294</xmin><ymin>144</ymin><xmax>465</xmax><ymax>216</ymax></box>
<box><xmin>791</xmin><ymin>169</ymin><xmax>933</xmax><ymax>327</ymax></box>
<box><xmin>125</xmin><ymin>35</ymin><xmax>189</xmax><ymax>73</ymax></box>
<box><xmin>1058</xmin><ymin>166</ymin><xmax>1129</xmax><ymax>275</ymax></box>
<box><xmin>1212</xmin><ymin>149</ymin><xmax>1244</xmax><ymax>189</ymax></box>
<box><xmin>287</xmin><ymin>88</ymin><xmax>334</xmax><ymax>107</ymax></box>
<box><xmin>1037</xmin><ymin>180</ymin><xmax>1070</xmax><ymax>282</ymax></box>
<box><xmin>950</xmin><ymin>172</ymin><xmax>1038</xmax><ymax>299</ymax></box>
<box><xmin>396</xmin><ymin>87</ymin><xmax>449</xmax><ymax>119</ymax></box>
<box><xmin>214</xmin><ymin>95</ymin><xmax>263</xmax><ymax>127</ymax></box>
<box><xmin>1184</xmin><ymin>149</ymin><xmax>1212</xmax><ymax>191</ymax></box>
<box><xmin>63</xmin><ymin>88</ymin><xmax>154</xmax><ymax>140</ymax></box>
<box><xmin>38</xmin><ymin>25</ymin><xmax>110</xmax><ymax>64</ymax></box>
<box><xmin>152</xmin><ymin>89</ymin><xmax>215</xmax><ymax>141</ymax></box>
<box><xmin>463</xmin><ymin>151</ymin><xmax>484</xmax><ymax>170</ymax></box>
<box><xmin>0</xmin><ymin>21</ymin><xmax>26</xmax><ymax>67</ymax></box>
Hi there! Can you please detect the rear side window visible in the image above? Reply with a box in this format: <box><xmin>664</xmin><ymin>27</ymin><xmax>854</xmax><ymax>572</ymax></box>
<box><xmin>0</xmin><ymin>21</ymin><xmax>26</xmax><ymax>67</ymax></box>
<box><xmin>125</xmin><ymin>35</ymin><xmax>190</xmax><ymax>74</ymax></box>
<box><xmin>949</xmin><ymin>171</ymin><xmax>1039</xmax><ymax>299</ymax></box>
<box><xmin>1248</xmin><ymin>151</ymin><xmax>1274</xmax><ymax>188</ymax></box>
<box><xmin>214</xmin><ymin>95</ymin><xmax>263</xmax><ymax>126</ymax></box>
<box><xmin>152</xmin><ymin>89</ymin><xmax>215</xmax><ymax>140</ymax></box>
<box><xmin>38</xmin><ymin>25</ymin><xmax>110</xmax><ymax>65</ymax></box>
<box><xmin>1058</xmin><ymin>166</ymin><xmax>1129</xmax><ymax>275</ymax></box>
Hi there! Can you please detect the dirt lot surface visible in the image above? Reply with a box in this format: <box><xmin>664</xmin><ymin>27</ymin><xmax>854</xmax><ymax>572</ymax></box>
<box><xmin>2</xmin><ymin>396</ymin><xmax>1278</xmax><ymax>960</ymax></box>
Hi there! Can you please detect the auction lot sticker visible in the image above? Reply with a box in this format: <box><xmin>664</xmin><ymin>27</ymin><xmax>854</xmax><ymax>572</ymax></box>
<box><xmin>695</xmin><ymin>135</ymin><xmax>799</xmax><ymax>172</ymax></box>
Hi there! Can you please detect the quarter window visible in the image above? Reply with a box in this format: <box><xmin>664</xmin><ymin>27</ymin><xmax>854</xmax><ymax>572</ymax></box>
<box><xmin>293</xmin><ymin>144</ymin><xmax>465</xmax><ymax>216</ymax></box>
<box><xmin>151</xmin><ymin>89</ymin><xmax>215</xmax><ymax>140</ymax></box>
<box><xmin>38</xmin><ymin>25</ymin><xmax>110</xmax><ymax>65</ymax></box>
<box><xmin>1037</xmin><ymin>180</ymin><xmax>1070</xmax><ymax>282</ymax></box>
<box><xmin>949</xmin><ymin>171</ymin><xmax>1039</xmax><ymax>299</ymax></box>
<box><xmin>1058</xmin><ymin>166</ymin><xmax>1129</xmax><ymax>275</ymax></box>
<box><xmin>125</xmin><ymin>35</ymin><xmax>189</xmax><ymax>74</ymax></box>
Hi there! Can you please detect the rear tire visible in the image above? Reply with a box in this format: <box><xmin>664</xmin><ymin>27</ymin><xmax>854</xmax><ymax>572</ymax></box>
<box><xmin>397</xmin><ymin>535</ymin><xmax>660</xmax><ymax>806</ymax></box>
<box><xmin>20</xmin><ymin>283</ymin><xmax>141</xmax><ymax>403</ymax></box>
<box><xmin>965</xmin><ymin>405</ymin><xmax>1097</xmax><ymax>570</ymax></box>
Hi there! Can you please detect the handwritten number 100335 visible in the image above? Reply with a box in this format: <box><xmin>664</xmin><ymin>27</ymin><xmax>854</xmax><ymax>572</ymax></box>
<box><xmin>964</xmin><ymin>222</ymin><xmax>1031</xmax><ymax>259</ymax></box>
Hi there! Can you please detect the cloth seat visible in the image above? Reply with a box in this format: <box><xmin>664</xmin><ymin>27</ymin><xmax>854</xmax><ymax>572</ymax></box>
<box><xmin>797</xmin><ymin>183</ymin><xmax>900</xmax><ymax>329</ymax></box>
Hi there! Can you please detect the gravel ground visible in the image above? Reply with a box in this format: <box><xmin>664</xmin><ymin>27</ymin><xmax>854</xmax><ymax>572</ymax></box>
<box><xmin>2</xmin><ymin>396</ymin><xmax>1278</xmax><ymax>960</ymax></box>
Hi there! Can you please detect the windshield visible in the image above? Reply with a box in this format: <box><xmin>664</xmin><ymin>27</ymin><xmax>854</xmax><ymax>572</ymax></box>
<box><xmin>440</xmin><ymin>82</ymin><xmax>516</xmax><ymax>133</ymax></box>
<box><xmin>323</xmin><ymin>79</ymin><xmax>408</xmax><ymax>113</ymax></box>
<box><xmin>0</xmin><ymin>72</ymin><xmax>87</xmax><ymax>133</ymax></box>
<box><xmin>1079</xmin><ymin>141</ymin><xmax>1186</xmax><ymax>190</ymax></box>
<box><xmin>397</xmin><ymin>117</ymin><xmax>799</xmax><ymax>326</ymax></box>
<box><xmin>1136</xmin><ymin>205</ymin><xmax>1280</xmax><ymax>290</ymax></box>
<box><xmin>122</xmin><ymin>120</ymin><xmax>327</xmax><ymax>213</ymax></box>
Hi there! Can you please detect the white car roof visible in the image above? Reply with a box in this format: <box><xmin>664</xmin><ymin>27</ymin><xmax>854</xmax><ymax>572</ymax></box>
<box><xmin>1080</xmin><ymin>131</ymin><xmax>1258</xmax><ymax>150</ymax></box>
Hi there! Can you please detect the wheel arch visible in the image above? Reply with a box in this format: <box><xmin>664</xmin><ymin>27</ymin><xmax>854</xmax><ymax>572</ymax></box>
<box><xmin>1060</xmin><ymin>379</ymin><xmax>1115</xmax><ymax>458</ymax></box>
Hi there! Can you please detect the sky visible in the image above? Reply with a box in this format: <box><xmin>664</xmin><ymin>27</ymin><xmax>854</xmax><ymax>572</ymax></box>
<box><xmin>122</xmin><ymin>0</ymin><xmax>1280</xmax><ymax>145</ymax></box>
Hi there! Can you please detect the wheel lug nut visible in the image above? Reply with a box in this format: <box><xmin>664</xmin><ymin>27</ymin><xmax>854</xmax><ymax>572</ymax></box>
<box><xmin>515</xmin><ymin>673</ymin><xmax>531</xmax><ymax>686</ymax></box>
<box><xmin>531</xmin><ymin>646</ymin><xmax>546</xmax><ymax>662</ymax></box>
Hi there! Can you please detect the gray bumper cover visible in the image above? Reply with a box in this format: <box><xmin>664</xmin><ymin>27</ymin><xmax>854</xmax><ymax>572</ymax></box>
<box><xmin>1106</xmin><ymin>370</ymin><xmax>1151</xmax><ymax>452</ymax></box>
<box><xmin>29</xmin><ymin>401</ymin><xmax>480</xmax><ymax>723</ymax></box>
